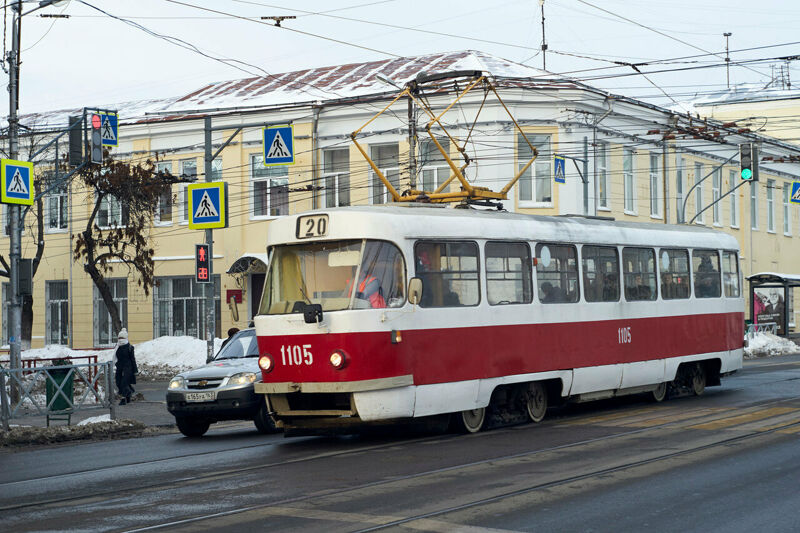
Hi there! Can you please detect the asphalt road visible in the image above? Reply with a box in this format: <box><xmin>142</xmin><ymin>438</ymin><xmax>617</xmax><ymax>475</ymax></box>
<box><xmin>2</xmin><ymin>355</ymin><xmax>800</xmax><ymax>532</ymax></box>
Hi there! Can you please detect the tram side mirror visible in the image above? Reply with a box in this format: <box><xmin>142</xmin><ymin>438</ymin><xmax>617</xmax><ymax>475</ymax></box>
<box><xmin>408</xmin><ymin>277</ymin><xmax>423</xmax><ymax>306</ymax></box>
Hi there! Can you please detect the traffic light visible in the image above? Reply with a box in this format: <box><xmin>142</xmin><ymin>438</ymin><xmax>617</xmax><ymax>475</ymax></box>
<box><xmin>740</xmin><ymin>143</ymin><xmax>758</xmax><ymax>181</ymax></box>
<box><xmin>68</xmin><ymin>115</ymin><xmax>83</xmax><ymax>167</ymax></box>
<box><xmin>90</xmin><ymin>112</ymin><xmax>103</xmax><ymax>164</ymax></box>
<box><xmin>195</xmin><ymin>244</ymin><xmax>210</xmax><ymax>284</ymax></box>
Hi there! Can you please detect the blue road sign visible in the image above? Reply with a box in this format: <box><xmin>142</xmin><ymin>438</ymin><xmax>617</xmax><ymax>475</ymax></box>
<box><xmin>791</xmin><ymin>181</ymin><xmax>800</xmax><ymax>205</ymax></box>
<box><xmin>1</xmin><ymin>159</ymin><xmax>34</xmax><ymax>205</ymax></box>
<box><xmin>100</xmin><ymin>111</ymin><xmax>118</xmax><ymax>147</ymax></box>
<box><xmin>554</xmin><ymin>155</ymin><xmax>566</xmax><ymax>184</ymax></box>
<box><xmin>188</xmin><ymin>182</ymin><xmax>228</xmax><ymax>229</ymax></box>
<box><xmin>263</xmin><ymin>125</ymin><xmax>295</xmax><ymax>166</ymax></box>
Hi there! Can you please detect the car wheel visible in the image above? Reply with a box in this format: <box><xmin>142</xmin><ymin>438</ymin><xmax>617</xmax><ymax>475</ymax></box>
<box><xmin>175</xmin><ymin>417</ymin><xmax>210</xmax><ymax>438</ymax></box>
<box><xmin>254</xmin><ymin>401</ymin><xmax>280</xmax><ymax>434</ymax></box>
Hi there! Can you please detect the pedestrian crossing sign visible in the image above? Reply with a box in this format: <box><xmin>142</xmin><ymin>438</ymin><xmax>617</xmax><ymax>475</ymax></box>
<box><xmin>188</xmin><ymin>182</ymin><xmax>228</xmax><ymax>229</ymax></box>
<box><xmin>554</xmin><ymin>155</ymin><xmax>566</xmax><ymax>184</ymax></box>
<box><xmin>263</xmin><ymin>125</ymin><xmax>294</xmax><ymax>166</ymax></box>
<box><xmin>791</xmin><ymin>181</ymin><xmax>800</xmax><ymax>205</ymax></box>
<box><xmin>100</xmin><ymin>111</ymin><xmax>118</xmax><ymax>147</ymax></box>
<box><xmin>1</xmin><ymin>159</ymin><xmax>34</xmax><ymax>205</ymax></box>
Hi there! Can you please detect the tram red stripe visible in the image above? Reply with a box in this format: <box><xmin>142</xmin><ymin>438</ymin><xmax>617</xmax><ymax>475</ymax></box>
<box><xmin>257</xmin><ymin>312</ymin><xmax>744</xmax><ymax>386</ymax></box>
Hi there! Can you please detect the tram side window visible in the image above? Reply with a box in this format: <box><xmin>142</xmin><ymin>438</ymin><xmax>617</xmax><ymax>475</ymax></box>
<box><xmin>622</xmin><ymin>248</ymin><xmax>657</xmax><ymax>301</ymax></box>
<box><xmin>535</xmin><ymin>243</ymin><xmax>579</xmax><ymax>303</ymax></box>
<box><xmin>693</xmin><ymin>249</ymin><xmax>721</xmax><ymax>298</ymax></box>
<box><xmin>722</xmin><ymin>251</ymin><xmax>741</xmax><ymax>298</ymax></box>
<box><xmin>486</xmin><ymin>241</ymin><xmax>533</xmax><ymax>305</ymax></box>
<box><xmin>581</xmin><ymin>246</ymin><xmax>619</xmax><ymax>302</ymax></box>
<box><xmin>659</xmin><ymin>249</ymin><xmax>690</xmax><ymax>300</ymax></box>
<box><xmin>415</xmin><ymin>241</ymin><xmax>479</xmax><ymax>307</ymax></box>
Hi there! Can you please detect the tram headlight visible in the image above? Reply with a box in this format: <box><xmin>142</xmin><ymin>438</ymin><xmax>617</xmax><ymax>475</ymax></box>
<box><xmin>329</xmin><ymin>350</ymin><xmax>348</xmax><ymax>370</ymax></box>
<box><xmin>258</xmin><ymin>354</ymin><xmax>274</xmax><ymax>373</ymax></box>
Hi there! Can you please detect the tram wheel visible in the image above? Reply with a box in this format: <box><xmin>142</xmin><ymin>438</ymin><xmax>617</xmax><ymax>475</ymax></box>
<box><xmin>690</xmin><ymin>364</ymin><xmax>706</xmax><ymax>396</ymax></box>
<box><xmin>650</xmin><ymin>382</ymin><xmax>668</xmax><ymax>402</ymax></box>
<box><xmin>525</xmin><ymin>382</ymin><xmax>548</xmax><ymax>423</ymax></box>
<box><xmin>456</xmin><ymin>408</ymin><xmax>486</xmax><ymax>433</ymax></box>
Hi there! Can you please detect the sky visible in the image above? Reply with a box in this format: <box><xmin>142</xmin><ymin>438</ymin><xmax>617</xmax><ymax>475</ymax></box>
<box><xmin>4</xmin><ymin>0</ymin><xmax>800</xmax><ymax>118</ymax></box>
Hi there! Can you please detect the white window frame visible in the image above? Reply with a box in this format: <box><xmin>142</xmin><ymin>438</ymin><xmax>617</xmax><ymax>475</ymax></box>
<box><xmin>155</xmin><ymin>161</ymin><xmax>173</xmax><ymax>226</ymax></box>
<box><xmin>751</xmin><ymin>182</ymin><xmax>759</xmax><ymax>230</ymax></box>
<box><xmin>322</xmin><ymin>148</ymin><xmax>350</xmax><ymax>208</ymax></box>
<box><xmin>93</xmin><ymin>278</ymin><xmax>127</xmax><ymax>347</ymax></box>
<box><xmin>729</xmin><ymin>169</ymin><xmax>739</xmax><ymax>228</ymax></box>
<box><xmin>694</xmin><ymin>162</ymin><xmax>704</xmax><ymax>224</ymax></box>
<box><xmin>518</xmin><ymin>134</ymin><xmax>552</xmax><ymax>207</ymax></box>
<box><xmin>46</xmin><ymin>280</ymin><xmax>69</xmax><ymax>345</ymax></box>
<box><xmin>623</xmin><ymin>148</ymin><xmax>636</xmax><ymax>214</ymax></box>
<box><xmin>712</xmin><ymin>168</ymin><xmax>721</xmax><ymax>226</ymax></box>
<box><xmin>97</xmin><ymin>194</ymin><xmax>127</xmax><ymax>229</ymax></box>
<box><xmin>783</xmin><ymin>182</ymin><xmax>791</xmax><ymax>235</ymax></box>
<box><xmin>178</xmin><ymin>159</ymin><xmax>197</xmax><ymax>224</ymax></box>
<box><xmin>675</xmin><ymin>153</ymin><xmax>685</xmax><ymax>223</ymax></box>
<box><xmin>420</xmin><ymin>139</ymin><xmax>451</xmax><ymax>194</ymax></box>
<box><xmin>649</xmin><ymin>153</ymin><xmax>662</xmax><ymax>218</ymax></box>
<box><xmin>597</xmin><ymin>142</ymin><xmax>609</xmax><ymax>210</ymax></box>
<box><xmin>209</xmin><ymin>158</ymin><xmax>223</xmax><ymax>181</ymax></box>
<box><xmin>153</xmin><ymin>275</ymin><xmax>220</xmax><ymax>339</ymax></box>
<box><xmin>767</xmin><ymin>179</ymin><xmax>776</xmax><ymax>233</ymax></box>
<box><xmin>250</xmin><ymin>154</ymin><xmax>289</xmax><ymax>219</ymax></box>
<box><xmin>45</xmin><ymin>173</ymin><xmax>68</xmax><ymax>233</ymax></box>
<box><xmin>369</xmin><ymin>144</ymin><xmax>400</xmax><ymax>205</ymax></box>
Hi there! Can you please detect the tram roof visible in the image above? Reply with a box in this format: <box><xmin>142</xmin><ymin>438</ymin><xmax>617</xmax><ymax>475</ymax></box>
<box><xmin>268</xmin><ymin>205</ymin><xmax>739</xmax><ymax>251</ymax></box>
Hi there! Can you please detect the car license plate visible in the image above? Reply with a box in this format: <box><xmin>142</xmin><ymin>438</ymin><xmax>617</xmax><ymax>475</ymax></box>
<box><xmin>185</xmin><ymin>391</ymin><xmax>215</xmax><ymax>402</ymax></box>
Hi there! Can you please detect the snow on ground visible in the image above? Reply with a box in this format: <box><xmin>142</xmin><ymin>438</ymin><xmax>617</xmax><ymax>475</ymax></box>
<box><xmin>745</xmin><ymin>332</ymin><xmax>799</xmax><ymax>358</ymax></box>
<box><xmin>78</xmin><ymin>414</ymin><xmax>111</xmax><ymax>426</ymax></box>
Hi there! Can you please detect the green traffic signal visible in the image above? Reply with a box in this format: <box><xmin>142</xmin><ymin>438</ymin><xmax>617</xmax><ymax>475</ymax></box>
<box><xmin>741</xmin><ymin>168</ymin><xmax>752</xmax><ymax>180</ymax></box>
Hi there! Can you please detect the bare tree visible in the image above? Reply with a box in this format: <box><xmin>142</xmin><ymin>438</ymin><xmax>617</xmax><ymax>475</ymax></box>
<box><xmin>74</xmin><ymin>151</ymin><xmax>179</xmax><ymax>337</ymax></box>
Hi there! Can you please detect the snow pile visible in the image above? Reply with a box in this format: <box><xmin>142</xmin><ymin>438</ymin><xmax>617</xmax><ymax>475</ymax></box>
<box><xmin>78</xmin><ymin>414</ymin><xmax>111</xmax><ymax>426</ymax></box>
<box><xmin>745</xmin><ymin>332</ymin><xmax>799</xmax><ymax>358</ymax></box>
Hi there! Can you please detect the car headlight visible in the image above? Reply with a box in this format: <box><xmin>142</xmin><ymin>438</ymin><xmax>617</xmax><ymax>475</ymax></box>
<box><xmin>168</xmin><ymin>377</ymin><xmax>185</xmax><ymax>390</ymax></box>
<box><xmin>228</xmin><ymin>372</ymin><xmax>258</xmax><ymax>386</ymax></box>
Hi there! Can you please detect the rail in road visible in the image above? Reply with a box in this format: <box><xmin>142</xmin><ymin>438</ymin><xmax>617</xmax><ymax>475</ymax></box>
<box><xmin>1</xmin><ymin>358</ymin><xmax>800</xmax><ymax>532</ymax></box>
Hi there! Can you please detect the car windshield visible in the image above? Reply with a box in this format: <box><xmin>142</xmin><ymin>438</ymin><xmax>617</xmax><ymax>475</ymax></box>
<box><xmin>214</xmin><ymin>330</ymin><xmax>258</xmax><ymax>360</ymax></box>
<box><xmin>260</xmin><ymin>239</ymin><xmax>406</xmax><ymax>315</ymax></box>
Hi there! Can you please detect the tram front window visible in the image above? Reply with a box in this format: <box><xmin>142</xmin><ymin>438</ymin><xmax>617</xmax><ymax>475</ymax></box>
<box><xmin>261</xmin><ymin>240</ymin><xmax>406</xmax><ymax>315</ymax></box>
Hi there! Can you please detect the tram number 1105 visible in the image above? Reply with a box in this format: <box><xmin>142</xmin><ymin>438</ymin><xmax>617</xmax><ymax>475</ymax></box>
<box><xmin>618</xmin><ymin>326</ymin><xmax>632</xmax><ymax>344</ymax></box>
<box><xmin>280</xmin><ymin>344</ymin><xmax>313</xmax><ymax>365</ymax></box>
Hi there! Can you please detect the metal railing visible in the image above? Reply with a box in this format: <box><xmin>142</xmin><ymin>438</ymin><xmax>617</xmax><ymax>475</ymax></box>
<box><xmin>0</xmin><ymin>361</ymin><xmax>116</xmax><ymax>430</ymax></box>
<box><xmin>746</xmin><ymin>322</ymin><xmax>778</xmax><ymax>337</ymax></box>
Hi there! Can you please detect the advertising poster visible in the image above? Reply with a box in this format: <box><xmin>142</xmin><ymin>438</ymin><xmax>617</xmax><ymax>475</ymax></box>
<box><xmin>753</xmin><ymin>287</ymin><xmax>786</xmax><ymax>335</ymax></box>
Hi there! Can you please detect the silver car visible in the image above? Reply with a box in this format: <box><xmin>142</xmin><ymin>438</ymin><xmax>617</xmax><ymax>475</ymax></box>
<box><xmin>166</xmin><ymin>329</ymin><xmax>278</xmax><ymax>437</ymax></box>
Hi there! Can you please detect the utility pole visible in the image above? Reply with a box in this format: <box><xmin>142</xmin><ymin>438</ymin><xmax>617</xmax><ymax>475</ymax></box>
<box><xmin>539</xmin><ymin>0</ymin><xmax>548</xmax><ymax>71</ymax></box>
<box><xmin>724</xmin><ymin>32</ymin><xmax>732</xmax><ymax>89</ymax></box>
<box><xmin>204</xmin><ymin>118</ymin><xmax>215</xmax><ymax>362</ymax></box>
<box><xmin>408</xmin><ymin>95</ymin><xmax>417</xmax><ymax>189</ymax></box>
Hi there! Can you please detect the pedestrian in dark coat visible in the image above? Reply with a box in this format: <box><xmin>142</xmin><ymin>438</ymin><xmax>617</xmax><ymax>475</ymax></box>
<box><xmin>114</xmin><ymin>329</ymin><xmax>138</xmax><ymax>405</ymax></box>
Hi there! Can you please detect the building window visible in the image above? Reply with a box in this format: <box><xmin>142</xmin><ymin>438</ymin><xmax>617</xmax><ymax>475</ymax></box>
<box><xmin>322</xmin><ymin>149</ymin><xmax>350</xmax><ymax>208</ymax></box>
<box><xmin>47</xmin><ymin>183</ymin><xmax>68</xmax><ymax>232</ymax></box>
<box><xmin>518</xmin><ymin>134</ymin><xmax>552</xmax><ymax>204</ymax></box>
<box><xmin>46</xmin><ymin>281</ymin><xmax>69</xmax><ymax>345</ymax></box>
<box><xmin>729</xmin><ymin>169</ymin><xmax>739</xmax><ymax>228</ymax></box>
<box><xmin>210</xmin><ymin>158</ymin><xmax>223</xmax><ymax>181</ymax></box>
<box><xmin>751</xmin><ymin>182</ymin><xmax>759</xmax><ymax>230</ymax></box>
<box><xmin>155</xmin><ymin>161</ymin><xmax>173</xmax><ymax>225</ymax></box>
<box><xmin>420</xmin><ymin>139</ymin><xmax>451</xmax><ymax>193</ymax></box>
<box><xmin>694</xmin><ymin>162</ymin><xmax>704</xmax><ymax>223</ymax></box>
<box><xmin>370</xmin><ymin>144</ymin><xmax>400</xmax><ymax>205</ymax></box>
<box><xmin>251</xmin><ymin>154</ymin><xmax>289</xmax><ymax>217</ymax></box>
<box><xmin>179</xmin><ymin>159</ymin><xmax>197</xmax><ymax>223</ymax></box>
<box><xmin>94</xmin><ymin>278</ymin><xmax>127</xmax><ymax>346</ymax></box>
<box><xmin>784</xmin><ymin>182</ymin><xmax>792</xmax><ymax>235</ymax></box>
<box><xmin>767</xmin><ymin>179</ymin><xmax>775</xmax><ymax>232</ymax></box>
<box><xmin>712</xmin><ymin>168</ymin><xmax>721</xmax><ymax>225</ymax></box>
<box><xmin>153</xmin><ymin>276</ymin><xmax>221</xmax><ymax>339</ymax></box>
<box><xmin>623</xmin><ymin>148</ymin><xmax>635</xmax><ymax>213</ymax></box>
<box><xmin>97</xmin><ymin>194</ymin><xmax>128</xmax><ymax>228</ymax></box>
<box><xmin>675</xmin><ymin>153</ymin><xmax>685</xmax><ymax>223</ymax></box>
<box><xmin>597</xmin><ymin>143</ymin><xmax>609</xmax><ymax>209</ymax></box>
<box><xmin>649</xmin><ymin>153</ymin><xmax>661</xmax><ymax>217</ymax></box>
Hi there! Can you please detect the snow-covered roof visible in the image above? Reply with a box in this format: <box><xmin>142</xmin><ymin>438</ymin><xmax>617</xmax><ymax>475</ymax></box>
<box><xmin>18</xmin><ymin>51</ymin><xmax>558</xmax><ymax>130</ymax></box>
<box><xmin>675</xmin><ymin>84</ymin><xmax>800</xmax><ymax>115</ymax></box>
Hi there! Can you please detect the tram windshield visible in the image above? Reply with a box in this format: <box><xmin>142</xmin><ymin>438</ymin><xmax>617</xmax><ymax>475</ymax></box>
<box><xmin>261</xmin><ymin>240</ymin><xmax>406</xmax><ymax>315</ymax></box>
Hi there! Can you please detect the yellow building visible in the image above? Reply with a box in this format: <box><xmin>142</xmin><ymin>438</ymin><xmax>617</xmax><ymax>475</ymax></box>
<box><xmin>5</xmin><ymin>51</ymin><xmax>800</xmax><ymax>349</ymax></box>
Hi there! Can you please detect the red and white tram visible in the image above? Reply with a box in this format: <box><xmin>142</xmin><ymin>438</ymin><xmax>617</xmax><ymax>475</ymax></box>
<box><xmin>253</xmin><ymin>205</ymin><xmax>744</xmax><ymax>434</ymax></box>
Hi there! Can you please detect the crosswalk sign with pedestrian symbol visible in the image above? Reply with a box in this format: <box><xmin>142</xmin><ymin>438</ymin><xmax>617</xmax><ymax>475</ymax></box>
<box><xmin>1</xmin><ymin>159</ymin><xmax>34</xmax><ymax>206</ymax></box>
<box><xmin>263</xmin><ymin>125</ymin><xmax>295</xmax><ymax>166</ymax></box>
<box><xmin>100</xmin><ymin>111</ymin><xmax>118</xmax><ymax>147</ymax></box>
<box><xmin>188</xmin><ymin>182</ymin><xmax>228</xmax><ymax>229</ymax></box>
<box><xmin>791</xmin><ymin>182</ymin><xmax>800</xmax><ymax>205</ymax></box>
<box><xmin>554</xmin><ymin>155</ymin><xmax>566</xmax><ymax>184</ymax></box>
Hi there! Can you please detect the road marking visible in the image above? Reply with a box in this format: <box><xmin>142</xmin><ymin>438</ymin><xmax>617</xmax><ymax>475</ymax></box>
<box><xmin>687</xmin><ymin>407</ymin><xmax>798</xmax><ymax>431</ymax></box>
